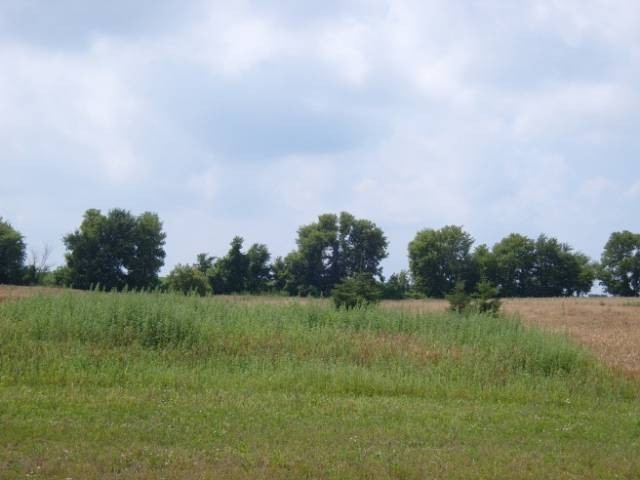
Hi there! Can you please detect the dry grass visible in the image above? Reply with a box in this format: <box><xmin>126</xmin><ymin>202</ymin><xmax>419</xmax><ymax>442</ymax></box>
<box><xmin>0</xmin><ymin>285</ymin><xmax>65</xmax><ymax>302</ymax></box>
<box><xmin>382</xmin><ymin>297</ymin><xmax>640</xmax><ymax>377</ymax></box>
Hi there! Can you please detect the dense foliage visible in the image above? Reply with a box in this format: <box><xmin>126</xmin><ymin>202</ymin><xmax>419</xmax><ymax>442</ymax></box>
<box><xmin>278</xmin><ymin>212</ymin><xmax>388</xmax><ymax>296</ymax></box>
<box><xmin>0</xmin><ymin>217</ymin><xmax>26</xmax><ymax>284</ymax></box>
<box><xmin>63</xmin><ymin>208</ymin><xmax>166</xmax><ymax>291</ymax></box>
<box><xmin>1</xmin><ymin>210</ymin><xmax>638</xmax><ymax>297</ymax></box>
<box><xmin>332</xmin><ymin>273</ymin><xmax>383</xmax><ymax>309</ymax></box>
<box><xmin>599</xmin><ymin>230</ymin><xmax>640</xmax><ymax>296</ymax></box>
<box><xmin>410</xmin><ymin>226</ymin><xmax>596</xmax><ymax>298</ymax></box>
<box><xmin>165</xmin><ymin>264</ymin><xmax>211</xmax><ymax>296</ymax></box>
<box><xmin>446</xmin><ymin>280</ymin><xmax>501</xmax><ymax>316</ymax></box>
<box><xmin>409</xmin><ymin>226</ymin><xmax>474</xmax><ymax>298</ymax></box>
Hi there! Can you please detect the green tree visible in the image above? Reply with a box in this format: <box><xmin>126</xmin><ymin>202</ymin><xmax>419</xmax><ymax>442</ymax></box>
<box><xmin>382</xmin><ymin>270</ymin><xmax>412</xmax><ymax>299</ymax></box>
<box><xmin>336</xmin><ymin>212</ymin><xmax>388</xmax><ymax>280</ymax></box>
<box><xmin>574</xmin><ymin>253</ymin><xmax>596</xmax><ymax>296</ymax></box>
<box><xmin>270</xmin><ymin>256</ymin><xmax>290</xmax><ymax>293</ymax></box>
<box><xmin>446</xmin><ymin>280</ymin><xmax>501</xmax><ymax>315</ymax></box>
<box><xmin>492</xmin><ymin>233</ymin><xmax>536</xmax><ymax>297</ymax></box>
<box><xmin>408</xmin><ymin>225</ymin><xmax>474</xmax><ymax>298</ymax></box>
<box><xmin>0</xmin><ymin>217</ymin><xmax>26</xmax><ymax>284</ymax></box>
<box><xmin>599</xmin><ymin>231</ymin><xmax>640</xmax><ymax>296</ymax></box>
<box><xmin>166</xmin><ymin>264</ymin><xmax>211</xmax><ymax>296</ymax></box>
<box><xmin>208</xmin><ymin>237</ymin><xmax>253</xmax><ymax>294</ymax></box>
<box><xmin>332</xmin><ymin>273</ymin><xmax>382</xmax><ymax>309</ymax></box>
<box><xmin>195</xmin><ymin>253</ymin><xmax>216</xmax><ymax>275</ymax></box>
<box><xmin>246</xmin><ymin>243</ymin><xmax>271</xmax><ymax>293</ymax></box>
<box><xmin>63</xmin><ymin>208</ymin><xmax>166</xmax><ymax>291</ymax></box>
<box><xmin>531</xmin><ymin>235</ymin><xmax>594</xmax><ymax>297</ymax></box>
<box><xmin>471</xmin><ymin>280</ymin><xmax>501</xmax><ymax>315</ymax></box>
<box><xmin>471</xmin><ymin>244</ymin><xmax>497</xmax><ymax>286</ymax></box>
<box><xmin>127</xmin><ymin>212</ymin><xmax>167</xmax><ymax>290</ymax></box>
<box><xmin>287</xmin><ymin>212</ymin><xmax>388</xmax><ymax>296</ymax></box>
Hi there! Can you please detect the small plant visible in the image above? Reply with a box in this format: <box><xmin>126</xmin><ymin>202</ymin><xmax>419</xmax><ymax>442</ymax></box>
<box><xmin>447</xmin><ymin>280</ymin><xmax>501</xmax><ymax>316</ymax></box>
<box><xmin>471</xmin><ymin>280</ymin><xmax>502</xmax><ymax>316</ymax></box>
<box><xmin>332</xmin><ymin>274</ymin><xmax>382</xmax><ymax>309</ymax></box>
<box><xmin>446</xmin><ymin>281</ymin><xmax>470</xmax><ymax>313</ymax></box>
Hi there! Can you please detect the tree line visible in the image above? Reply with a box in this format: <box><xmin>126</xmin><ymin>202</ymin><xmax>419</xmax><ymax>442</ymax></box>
<box><xmin>1</xmin><ymin>209</ymin><xmax>639</xmax><ymax>298</ymax></box>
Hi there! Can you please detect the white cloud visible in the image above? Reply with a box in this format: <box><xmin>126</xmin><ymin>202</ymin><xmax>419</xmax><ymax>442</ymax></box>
<box><xmin>0</xmin><ymin>42</ymin><xmax>146</xmax><ymax>184</ymax></box>
<box><xmin>580</xmin><ymin>176</ymin><xmax>616</xmax><ymax>197</ymax></box>
<box><xmin>1</xmin><ymin>0</ymin><xmax>639</xmax><ymax>274</ymax></box>
<box><xmin>319</xmin><ymin>19</ymin><xmax>370</xmax><ymax>86</ymax></box>
<box><xmin>511</xmin><ymin>83</ymin><xmax>636</xmax><ymax>140</ymax></box>
<box><xmin>187</xmin><ymin>165</ymin><xmax>223</xmax><ymax>203</ymax></box>
<box><xmin>626</xmin><ymin>180</ymin><xmax>640</xmax><ymax>199</ymax></box>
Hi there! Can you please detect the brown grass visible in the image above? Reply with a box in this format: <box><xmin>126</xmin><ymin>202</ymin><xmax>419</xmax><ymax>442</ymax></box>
<box><xmin>0</xmin><ymin>285</ymin><xmax>66</xmax><ymax>302</ymax></box>
<box><xmin>382</xmin><ymin>297</ymin><xmax>640</xmax><ymax>378</ymax></box>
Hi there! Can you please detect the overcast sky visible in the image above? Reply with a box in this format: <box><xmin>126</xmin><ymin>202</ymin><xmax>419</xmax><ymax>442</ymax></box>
<box><xmin>1</xmin><ymin>0</ymin><xmax>639</xmax><ymax>275</ymax></box>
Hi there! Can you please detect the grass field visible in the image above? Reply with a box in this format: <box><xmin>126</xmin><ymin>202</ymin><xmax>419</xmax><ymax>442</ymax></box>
<box><xmin>1</xmin><ymin>290</ymin><xmax>639</xmax><ymax>478</ymax></box>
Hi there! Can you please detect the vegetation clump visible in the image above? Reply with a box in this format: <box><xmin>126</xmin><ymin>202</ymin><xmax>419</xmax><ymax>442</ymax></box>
<box><xmin>332</xmin><ymin>274</ymin><xmax>382</xmax><ymax>309</ymax></box>
<box><xmin>165</xmin><ymin>264</ymin><xmax>212</xmax><ymax>296</ymax></box>
<box><xmin>447</xmin><ymin>280</ymin><xmax>501</xmax><ymax>316</ymax></box>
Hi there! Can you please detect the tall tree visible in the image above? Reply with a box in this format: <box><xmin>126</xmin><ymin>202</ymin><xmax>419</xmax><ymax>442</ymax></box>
<box><xmin>127</xmin><ymin>212</ymin><xmax>167</xmax><ymax>290</ymax></box>
<box><xmin>337</xmin><ymin>212</ymin><xmax>388</xmax><ymax>280</ymax></box>
<box><xmin>64</xmin><ymin>208</ymin><xmax>166</xmax><ymax>290</ymax></box>
<box><xmin>246</xmin><ymin>243</ymin><xmax>271</xmax><ymax>293</ymax></box>
<box><xmin>209</xmin><ymin>236</ymin><xmax>250</xmax><ymax>294</ymax></box>
<box><xmin>471</xmin><ymin>243</ymin><xmax>497</xmax><ymax>285</ymax></box>
<box><xmin>285</xmin><ymin>212</ymin><xmax>388</xmax><ymax>296</ymax></box>
<box><xmin>382</xmin><ymin>270</ymin><xmax>412</xmax><ymax>300</ymax></box>
<box><xmin>195</xmin><ymin>253</ymin><xmax>216</xmax><ymax>276</ymax></box>
<box><xmin>408</xmin><ymin>225</ymin><xmax>474</xmax><ymax>298</ymax></box>
<box><xmin>491</xmin><ymin>233</ymin><xmax>536</xmax><ymax>297</ymax></box>
<box><xmin>599</xmin><ymin>231</ymin><xmax>640</xmax><ymax>296</ymax></box>
<box><xmin>0</xmin><ymin>217</ymin><xmax>26</xmax><ymax>284</ymax></box>
<box><xmin>531</xmin><ymin>235</ymin><xmax>594</xmax><ymax>297</ymax></box>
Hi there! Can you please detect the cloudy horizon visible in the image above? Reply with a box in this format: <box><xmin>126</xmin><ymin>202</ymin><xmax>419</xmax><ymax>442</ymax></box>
<box><xmin>1</xmin><ymin>0</ymin><xmax>639</xmax><ymax>275</ymax></box>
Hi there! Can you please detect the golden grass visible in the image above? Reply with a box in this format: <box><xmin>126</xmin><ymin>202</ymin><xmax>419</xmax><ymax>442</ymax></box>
<box><xmin>382</xmin><ymin>297</ymin><xmax>640</xmax><ymax>378</ymax></box>
<box><xmin>0</xmin><ymin>285</ymin><xmax>65</xmax><ymax>301</ymax></box>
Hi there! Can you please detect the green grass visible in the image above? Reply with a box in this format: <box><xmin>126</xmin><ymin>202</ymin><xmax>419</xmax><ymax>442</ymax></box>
<box><xmin>1</xmin><ymin>291</ymin><xmax>638</xmax><ymax>479</ymax></box>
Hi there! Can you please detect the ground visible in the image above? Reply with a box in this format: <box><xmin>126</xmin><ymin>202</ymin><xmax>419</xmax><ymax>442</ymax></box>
<box><xmin>1</xmin><ymin>286</ymin><xmax>639</xmax><ymax>479</ymax></box>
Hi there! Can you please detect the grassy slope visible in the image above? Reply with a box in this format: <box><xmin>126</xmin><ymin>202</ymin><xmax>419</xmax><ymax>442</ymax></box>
<box><xmin>0</xmin><ymin>292</ymin><xmax>638</xmax><ymax>479</ymax></box>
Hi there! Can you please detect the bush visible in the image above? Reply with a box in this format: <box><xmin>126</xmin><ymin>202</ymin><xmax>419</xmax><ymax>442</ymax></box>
<box><xmin>332</xmin><ymin>274</ymin><xmax>382</xmax><ymax>309</ymax></box>
<box><xmin>382</xmin><ymin>270</ymin><xmax>412</xmax><ymax>299</ymax></box>
<box><xmin>471</xmin><ymin>280</ymin><xmax>502</xmax><ymax>315</ymax></box>
<box><xmin>447</xmin><ymin>280</ymin><xmax>501</xmax><ymax>316</ymax></box>
<box><xmin>446</xmin><ymin>281</ymin><xmax>470</xmax><ymax>313</ymax></box>
<box><xmin>166</xmin><ymin>264</ymin><xmax>212</xmax><ymax>296</ymax></box>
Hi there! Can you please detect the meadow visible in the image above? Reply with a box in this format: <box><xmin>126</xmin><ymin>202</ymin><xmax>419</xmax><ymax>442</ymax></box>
<box><xmin>1</xmin><ymin>290</ymin><xmax>639</xmax><ymax>479</ymax></box>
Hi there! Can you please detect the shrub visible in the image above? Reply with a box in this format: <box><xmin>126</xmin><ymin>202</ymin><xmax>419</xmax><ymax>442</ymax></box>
<box><xmin>471</xmin><ymin>280</ymin><xmax>502</xmax><ymax>316</ymax></box>
<box><xmin>446</xmin><ymin>281</ymin><xmax>470</xmax><ymax>313</ymax></box>
<box><xmin>447</xmin><ymin>280</ymin><xmax>501</xmax><ymax>316</ymax></box>
<box><xmin>332</xmin><ymin>274</ymin><xmax>382</xmax><ymax>309</ymax></box>
<box><xmin>166</xmin><ymin>264</ymin><xmax>212</xmax><ymax>296</ymax></box>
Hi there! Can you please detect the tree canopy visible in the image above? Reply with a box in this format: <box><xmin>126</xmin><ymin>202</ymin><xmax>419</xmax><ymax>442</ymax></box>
<box><xmin>408</xmin><ymin>226</ymin><xmax>474</xmax><ymax>298</ymax></box>
<box><xmin>599</xmin><ymin>231</ymin><xmax>640</xmax><ymax>296</ymax></box>
<box><xmin>0</xmin><ymin>217</ymin><xmax>26</xmax><ymax>284</ymax></box>
<box><xmin>63</xmin><ymin>208</ymin><xmax>166</xmax><ymax>291</ymax></box>
<box><xmin>282</xmin><ymin>212</ymin><xmax>388</xmax><ymax>296</ymax></box>
<box><xmin>165</xmin><ymin>264</ymin><xmax>211</xmax><ymax>296</ymax></box>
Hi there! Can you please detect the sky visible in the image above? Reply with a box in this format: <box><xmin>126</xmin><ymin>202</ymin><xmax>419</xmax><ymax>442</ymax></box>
<box><xmin>1</xmin><ymin>0</ymin><xmax>639</xmax><ymax>276</ymax></box>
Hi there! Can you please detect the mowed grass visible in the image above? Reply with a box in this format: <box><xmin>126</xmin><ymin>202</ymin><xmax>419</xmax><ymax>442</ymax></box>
<box><xmin>0</xmin><ymin>292</ymin><xmax>639</xmax><ymax>479</ymax></box>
